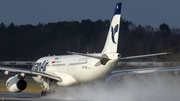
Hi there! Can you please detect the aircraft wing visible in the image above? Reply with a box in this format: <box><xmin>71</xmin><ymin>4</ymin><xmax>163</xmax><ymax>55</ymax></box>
<box><xmin>0</xmin><ymin>66</ymin><xmax>61</xmax><ymax>81</ymax></box>
<box><xmin>0</xmin><ymin>61</ymin><xmax>35</xmax><ymax>66</ymax></box>
<box><xmin>107</xmin><ymin>66</ymin><xmax>180</xmax><ymax>81</ymax></box>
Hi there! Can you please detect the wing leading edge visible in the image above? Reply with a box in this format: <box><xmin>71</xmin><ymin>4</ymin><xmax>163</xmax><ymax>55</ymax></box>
<box><xmin>0</xmin><ymin>66</ymin><xmax>61</xmax><ymax>81</ymax></box>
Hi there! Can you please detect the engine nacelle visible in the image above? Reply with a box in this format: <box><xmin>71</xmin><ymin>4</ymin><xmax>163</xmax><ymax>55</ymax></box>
<box><xmin>32</xmin><ymin>76</ymin><xmax>43</xmax><ymax>84</ymax></box>
<box><xmin>6</xmin><ymin>76</ymin><xmax>27</xmax><ymax>93</ymax></box>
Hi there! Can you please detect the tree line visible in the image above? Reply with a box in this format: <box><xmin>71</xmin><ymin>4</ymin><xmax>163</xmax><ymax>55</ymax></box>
<box><xmin>0</xmin><ymin>18</ymin><xmax>180</xmax><ymax>61</ymax></box>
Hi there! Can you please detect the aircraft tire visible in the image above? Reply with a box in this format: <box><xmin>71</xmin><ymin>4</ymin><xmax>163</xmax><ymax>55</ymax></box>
<box><xmin>41</xmin><ymin>91</ymin><xmax>47</xmax><ymax>96</ymax></box>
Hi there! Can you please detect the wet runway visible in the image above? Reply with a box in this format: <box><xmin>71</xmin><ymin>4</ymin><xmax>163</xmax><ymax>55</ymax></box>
<box><xmin>0</xmin><ymin>92</ymin><xmax>41</xmax><ymax>98</ymax></box>
<box><xmin>0</xmin><ymin>92</ymin><xmax>41</xmax><ymax>101</ymax></box>
<box><xmin>0</xmin><ymin>92</ymin><xmax>60</xmax><ymax>101</ymax></box>
<box><xmin>1</xmin><ymin>73</ymin><xmax>180</xmax><ymax>101</ymax></box>
<box><xmin>0</xmin><ymin>92</ymin><xmax>84</xmax><ymax>101</ymax></box>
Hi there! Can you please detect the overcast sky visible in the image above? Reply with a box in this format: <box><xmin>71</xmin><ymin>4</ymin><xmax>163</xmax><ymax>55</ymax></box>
<box><xmin>0</xmin><ymin>0</ymin><xmax>180</xmax><ymax>28</ymax></box>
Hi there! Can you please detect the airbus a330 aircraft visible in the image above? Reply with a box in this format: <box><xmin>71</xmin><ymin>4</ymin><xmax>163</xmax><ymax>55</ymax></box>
<box><xmin>0</xmin><ymin>3</ymin><xmax>180</xmax><ymax>96</ymax></box>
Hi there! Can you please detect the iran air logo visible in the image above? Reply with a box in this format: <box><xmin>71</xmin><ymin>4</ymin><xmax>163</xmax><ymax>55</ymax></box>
<box><xmin>111</xmin><ymin>24</ymin><xmax>119</xmax><ymax>44</ymax></box>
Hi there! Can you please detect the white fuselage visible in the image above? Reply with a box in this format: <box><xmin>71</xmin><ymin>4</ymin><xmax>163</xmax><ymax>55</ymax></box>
<box><xmin>31</xmin><ymin>3</ymin><xmax>122</xmax><ymax>87</ymax></box>
<box><xmin>32</xmin><ymin>53</ymin><xmax>120</xmax><ymax>86</ymax></box>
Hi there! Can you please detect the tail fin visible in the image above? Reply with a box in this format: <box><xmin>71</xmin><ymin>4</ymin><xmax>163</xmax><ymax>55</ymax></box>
<box><xmin>101</xmin><ymin>3</ymin><xmax>122</xmax><ymax>53</ymax></box>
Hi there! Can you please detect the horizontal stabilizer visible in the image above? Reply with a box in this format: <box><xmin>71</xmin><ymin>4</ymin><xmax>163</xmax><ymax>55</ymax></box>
<box><xmin>67</xmin><ymin>51</ymin><xmax>109</xmax><ymax>59</ymax></box>
<box><xmin>67</xmin><ymin>51</ymin><xmax>110</xmax><ymax>65</ymax></box>
<box><xmin>120</xmin><ymin>52</ymin><xmax>171</xmax><ymax>60</ymax></box>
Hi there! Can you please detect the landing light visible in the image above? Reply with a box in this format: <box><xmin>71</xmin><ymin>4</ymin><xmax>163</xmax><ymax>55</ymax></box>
<box><xmin>20</xmin><ymin>73</ymin><xmax>25</xmax><ymax>77</ymax></box>
<box><xmin>4</xmin><ymin>71</ymin><xmax>9</xmax><ymax>75</ymax></box>
<box><xmin>37</xmin><ymin>75</ymin><xmax>43</xmax><ymax>80</ymax></box>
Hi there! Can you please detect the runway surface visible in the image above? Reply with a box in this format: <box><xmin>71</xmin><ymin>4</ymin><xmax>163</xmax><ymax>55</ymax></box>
<box><xmin>0</xmin><ymin>92</ymin><xmax>84</xmax><ymax>101</ymax></box>
<box><xmin>0</xmin><ymin>92</ymin><xmax>41</xmax><ymax>98</ymax></box>
<box><xmin>0</xmin><ymin>92</ymin><xmax>41</xmax><ymax>101</ymax></box>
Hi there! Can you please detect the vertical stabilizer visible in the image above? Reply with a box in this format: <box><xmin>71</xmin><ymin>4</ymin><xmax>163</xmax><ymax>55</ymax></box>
<box><xmin>101</xmin><ymin>3</ymin><xmax>122</xmax><ymax>53</ymax></box>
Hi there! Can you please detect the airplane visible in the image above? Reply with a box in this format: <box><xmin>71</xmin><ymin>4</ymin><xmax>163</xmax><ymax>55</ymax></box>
<box><xmin>0</xmin><ymin>3</ymin><xmax>179</xmax><ymax>96</ymax></box>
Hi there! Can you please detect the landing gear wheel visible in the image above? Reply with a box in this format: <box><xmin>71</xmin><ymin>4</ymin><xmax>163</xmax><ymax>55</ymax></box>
<box><xmin>41</xmin><ymin>90</ymin><xmax>55</xmax><ymax>96</ymax></box>
<box><xmin>41</xmin><ymin>91</ymin><xmax>47</xmax><ymax>96</ymax></box>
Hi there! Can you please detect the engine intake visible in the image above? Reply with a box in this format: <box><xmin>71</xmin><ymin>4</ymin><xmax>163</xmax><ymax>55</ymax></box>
<box><xmin>6</xmin><ymin>76</ymin><xmax>27</xmax><ymax>93</ymax></box>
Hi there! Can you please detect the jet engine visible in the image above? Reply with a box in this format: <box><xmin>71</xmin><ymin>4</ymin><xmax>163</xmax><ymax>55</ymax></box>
<box><xmin>6</xmin><ymin>76</ymin><xmax>27</xmax><ymax>93</ymax></box>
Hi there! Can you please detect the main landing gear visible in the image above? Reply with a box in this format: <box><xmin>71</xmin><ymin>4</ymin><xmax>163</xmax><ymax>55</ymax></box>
<box><xmin>41</xmin><ymin>78</ymin><xmax>52</xmax><ymax>96</ymax></box>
